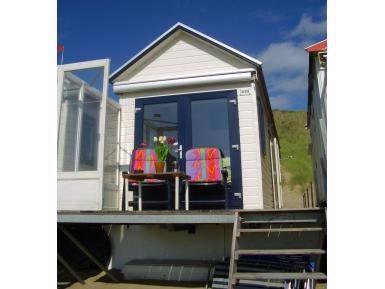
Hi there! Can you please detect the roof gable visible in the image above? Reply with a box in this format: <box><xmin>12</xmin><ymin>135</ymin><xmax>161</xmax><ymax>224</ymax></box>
<box><xmin>305</xmin><ymin>39</ymin><xmax>327</xmax><ymax>52</ymax></box>
<box><xmin>110</xmin><ymin>23</ymin><xmax>262</xmax><ymax>83</ymax></box>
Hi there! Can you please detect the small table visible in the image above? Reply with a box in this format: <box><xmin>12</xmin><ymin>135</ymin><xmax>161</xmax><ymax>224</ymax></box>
<box><xmin>122</xmin><ymin>172</ymin><xmax>191</xmax><ymax>211</ymax></box>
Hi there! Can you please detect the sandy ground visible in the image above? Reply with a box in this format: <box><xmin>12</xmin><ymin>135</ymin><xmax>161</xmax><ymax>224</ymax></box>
<box><xmin>282</xmin><ymin>183</ymin><xmax>305</xmax><ymax>208</ymax></box>
<box><xmin>59</xmin><ymin>270</ymin><xmax>326</xmax><ymax>289</ymax></box>
<box><xmin>59</xmin><ymin>270</ymin><xmax>206</xmax><ymax>289</ymax></box>
<box><xmin>280</xmin><ymin>169</ymin><xmax>309</xmax><ymax>208</ymax></box>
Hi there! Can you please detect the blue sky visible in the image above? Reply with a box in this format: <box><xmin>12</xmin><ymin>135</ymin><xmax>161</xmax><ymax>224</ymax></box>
<box><xmin>58</xmin><ymin>0</ymin><xmax>326</xmax><ymax>110</ymax></box>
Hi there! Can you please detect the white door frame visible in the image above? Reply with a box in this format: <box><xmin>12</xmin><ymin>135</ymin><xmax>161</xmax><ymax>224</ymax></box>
<box><xmin>57</xmin><ymin>59</ymin><xmax>110</xmax><ymax>210</ymax></box>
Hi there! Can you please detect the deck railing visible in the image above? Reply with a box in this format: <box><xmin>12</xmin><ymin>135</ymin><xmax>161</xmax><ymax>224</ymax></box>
<box><xmin>303</xmin><ymin>182</ymin><xmax>317</xmax><ymax>208</ymax></box>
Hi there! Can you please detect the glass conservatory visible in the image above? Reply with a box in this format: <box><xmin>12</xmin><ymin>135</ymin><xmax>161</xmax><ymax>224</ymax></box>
<box><xmin>57</xmin><ymin>59</ymin><xmax>120</xmax><ymax>210</ymax></box>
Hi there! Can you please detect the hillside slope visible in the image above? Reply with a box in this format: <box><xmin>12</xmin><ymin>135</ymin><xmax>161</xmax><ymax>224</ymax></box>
<box><xmin>273</xmin><ymin>110</ymin><xmax>313</xmax><ymax>207</ymax></box>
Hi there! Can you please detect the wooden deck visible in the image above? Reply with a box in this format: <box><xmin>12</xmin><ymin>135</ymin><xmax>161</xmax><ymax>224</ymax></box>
<box><xmin>57</xmin><ymin>208</ymin><xmax>325</xmax><ymax>224</ymax></box>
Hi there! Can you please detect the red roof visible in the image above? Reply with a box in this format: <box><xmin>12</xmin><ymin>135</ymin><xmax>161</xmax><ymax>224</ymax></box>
<box><xmin>305</xmin><ymin>39</ymin><xmax>327</xmax><ymax>52</ymax></box>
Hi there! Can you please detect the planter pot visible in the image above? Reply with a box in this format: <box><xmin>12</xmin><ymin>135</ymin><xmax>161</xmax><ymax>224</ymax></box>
<box><xmin>155</xmin><ymin>161</ymin><xmax>165</xmax><ymax>173</ymax></box>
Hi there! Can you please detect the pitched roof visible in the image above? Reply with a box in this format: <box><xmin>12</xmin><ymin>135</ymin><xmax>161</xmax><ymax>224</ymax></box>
<box><xmin>305</xmin><ymin>39</ymin><xmax>327</xmax><ymax>53</ymax></box>
<box><xmin>109</xmin><ymin>22</ymin><xmax>262</xmax><ymax>82</ymax></box>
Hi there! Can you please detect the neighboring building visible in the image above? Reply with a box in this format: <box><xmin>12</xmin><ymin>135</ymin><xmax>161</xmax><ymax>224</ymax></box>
<box><xmin>305</xmin><ymin>39</ymin><xmax>327</xmax><ymax>207</ymax></box>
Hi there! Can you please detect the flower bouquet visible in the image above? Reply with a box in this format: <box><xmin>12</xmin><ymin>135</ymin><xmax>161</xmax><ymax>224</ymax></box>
<box><xmin>153</xmin><ymin>136</ymin><xmax>177</xmax><ymax>173</ymax></box>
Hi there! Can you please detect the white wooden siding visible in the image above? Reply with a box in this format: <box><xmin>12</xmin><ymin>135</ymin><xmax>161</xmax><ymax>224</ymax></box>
<box><xmin>253</xmin><ymin>83</ymin><xmax>280</xmax><ymax>209</ymax></box>
<box><xmin>58</xmin><ymin>179</ymin><xmax>100</xmax><ymax>210</ymax></box>
<box><xmin>116</xmin><ymin>31</ymin><xmax>253</xmax><ymax>83</ymax></box>
<box><xmin>102</xmin><ymin>103</ymin><xmax>120</xmax><ymax>210</ymax></box>
<box><xmin>258</xmin><ymin>95</ymin><xmax>275</xmax><ymax>208</ymax></box>
<box><xmin>237</xmin><ymin>84</ymin><xmax>264</xmax><ymax>209</ymax></box>
<box><xmin>118</xmin><ymin>97</ymin><xmax>136</xmax><ymax>208</ymax></box>
<box><xmin>262</xmin><ymin>139</ymin><xmax>275</xmax><ymax>208</ymax></box>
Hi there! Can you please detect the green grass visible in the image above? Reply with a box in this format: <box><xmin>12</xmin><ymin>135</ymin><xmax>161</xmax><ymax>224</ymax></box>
<box><xmin>273</xmin><ymin>110</ymin><xmax>313</xmax><ymax>190</ymax></box>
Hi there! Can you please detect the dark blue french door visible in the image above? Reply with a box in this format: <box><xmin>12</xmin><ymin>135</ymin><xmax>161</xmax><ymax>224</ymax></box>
<box><xmin>134</xmin><ymin>90</ymin><xmax>243</xmax><ymax>208</ymax></box>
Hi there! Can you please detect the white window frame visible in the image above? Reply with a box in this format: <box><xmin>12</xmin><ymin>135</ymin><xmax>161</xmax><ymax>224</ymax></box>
<box><xmin>57</xmin><ymin>59</ymin><xmax>110</xmax><ymax>210</ymax></box>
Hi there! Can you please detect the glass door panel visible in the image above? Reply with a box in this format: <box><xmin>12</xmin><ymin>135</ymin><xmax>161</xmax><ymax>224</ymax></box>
<box><xmin>191</xmin><ymin>98</ymin><xmax>232</xmax><ymax>182</ymax></box>
<box><xmin>142</xmin><ymin>102</ymin><xmax>178</xmax><ymax>159</ymax></box>
<box><xmin>78</xmin><ymin>88</ymin><xmax>101</xmax><ymax>171</ymax></box>
<box><xmin>57</xmin><ymin>67</ymin><xmax>103</xmax><ymax>172</ymax></box>
<box><xmin>57</xmin><ymin>73</ymin><xmax>81</xmax><ymax>172</ymax></box>
<box><xmin>186</xmin><ymin>90</ymin><xmax>243</xmax><ymax>208</ymax></box>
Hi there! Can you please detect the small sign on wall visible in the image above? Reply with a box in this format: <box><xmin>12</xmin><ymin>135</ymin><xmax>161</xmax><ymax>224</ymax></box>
<box><xmin>238</xmin><ymin>88</ymin><xmax>251</xmax><ymax>96</ymax></box>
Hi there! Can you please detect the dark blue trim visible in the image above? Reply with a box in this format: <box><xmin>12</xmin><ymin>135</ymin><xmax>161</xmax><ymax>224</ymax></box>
<box><xmin>226</xmin><ymin>91</ymin><xmax>243</xmax><ymax>209</ymax></box>
<box><xmin>134</xmin><ymin>95</ymin><xmax>181</xmax><ymax>148</ymax></box>
<box><xmin>135</xmin><ymin>95</ymin><xmax>186</xmax><ymax>171</ymax></box>
<box><xmin>134</xmin><ymin>90</ymin><xmax>243</xmax><ymax>209</ymax></box>
<box><xmin>134</xmin><ymin>102</ymin><xmax>143</xmax><ymax>150</ymax></box>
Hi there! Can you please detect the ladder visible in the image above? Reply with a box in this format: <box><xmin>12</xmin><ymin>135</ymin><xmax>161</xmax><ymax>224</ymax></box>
<box><xmin>227</xmin><ymin>209</ymin><xmax>327</xmax><ymax>289</ymax></box>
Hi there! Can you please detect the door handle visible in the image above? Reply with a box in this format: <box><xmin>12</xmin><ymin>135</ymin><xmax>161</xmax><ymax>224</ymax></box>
<box><xmin>234</xmin><ymin>192</ymin><xmax>242</xmax><ymax>198</ymax></box>
<box><xmin>232</xmin><ymin>144</ymin><xmax>240</xmax><ymax>150</ymax></box>
<box><xmin>177</xmin><ymin>144</ymin><xmax>183</xmax><ymax>159</ymax></box>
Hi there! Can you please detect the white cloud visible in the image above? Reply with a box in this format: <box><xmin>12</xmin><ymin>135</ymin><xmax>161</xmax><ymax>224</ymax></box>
<box><xmin>254</xmin><ymin>12</ymin><xmax>326</xmax><ymax>110</ymax></box>
<box><xmin>289</xmin><ymin>14</ymin><xmax>326</xmax><ymax>38</ymax></box>
<box><xmin>257</xmin><ymin>41</ymin><xmax>309</xmax><ymax>109</ymax></box>
<box><xmin>268</xmin><ymin>74</ymin><xmax>308</xmax><ymax>93</ymax></box>
<box><xmin>258</xmin><ymin>41</ymin><xmax>308</xmax><ymax>75</ymax></box>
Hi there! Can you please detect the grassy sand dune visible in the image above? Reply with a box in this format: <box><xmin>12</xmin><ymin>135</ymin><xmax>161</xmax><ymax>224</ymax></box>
<box><xmin>273</xmin><ymin>110</ymin><xmax>313</xmax><ymax>207</ymax></box>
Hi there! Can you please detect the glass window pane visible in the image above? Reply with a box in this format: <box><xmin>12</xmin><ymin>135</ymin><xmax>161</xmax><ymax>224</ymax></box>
<box><xmin>57</xmin><ymin>72</ymin><xmax>81</xmax><ymax>172</ymax></box>
<box><xmin>143</xmin><ymin>102</ymin><xmax>178</xmax><ymax>158</ymax></box>
<box><xmin>71</xmin><ymin>67</ymin><xmax>104</xmax><ymax>92</ymax></box>
<box><xmin>191</xmin><ymin>98</ymin><xmax>231</xmax><ymax>181</ymax></box>
<box><xmin>57</xmin><ymin>67</ymin><xmax>104</xmax><ymax>172</ymax></box>
<box><xmin>78</xmin><ymin>89</ymin><xmax>100</xmax><ymax>171</ymax></box>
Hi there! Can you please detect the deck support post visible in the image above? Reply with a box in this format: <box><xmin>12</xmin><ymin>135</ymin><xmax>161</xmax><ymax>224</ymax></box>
<box><xmin>138</xmin><ymin>181</ymin><xmax>142</xmax><ymax>211</ymax></box>
<box><xmin>59</xmin><ymin>226</ymin><xmax>119</xmax><ymax>282</ymax></box>
<box><xmin>57</xmin><ymin>253</ymin><xmax>85</xmax><ymax>285</ymax></box>
<box><xmin>228</xmin><ymin>212</ymin><xmax>240</xmax><ymax>289</ymax></box>
<box><xmin>122</xmin><ymin>177</ymin><xmax>126</xmax><ymax>211</ymax></box>
<box><xmin>185</xmin><ymin>180</ymin><xmax>189</xmax><ymax>210</ymax></box>
<box><xmin>175</xmin><ymin>176</ymin><xmax>180</xmax><ymax>210</ymax></box>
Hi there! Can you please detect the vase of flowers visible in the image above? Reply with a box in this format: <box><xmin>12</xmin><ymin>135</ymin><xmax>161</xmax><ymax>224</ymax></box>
<box><xmin>153</xmin><ymin>136</ymin><xmax>177</xmax><ymax>173</ymax></box>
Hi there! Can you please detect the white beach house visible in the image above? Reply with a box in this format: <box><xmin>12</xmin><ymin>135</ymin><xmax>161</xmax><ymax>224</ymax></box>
<box><xmin>57</xmin><ymin>24</ymin><xmax>326</xmax><ymax>286</ymax></box>
<box><xmin>57</xmin><ymin>23</ymin><xmax>283</xmax><ymax>211</ymax></box>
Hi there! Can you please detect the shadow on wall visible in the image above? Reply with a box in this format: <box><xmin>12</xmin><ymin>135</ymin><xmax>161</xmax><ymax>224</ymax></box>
<box><xmin>107</xmin><ymin>224</ymin><xmax>233</xmax><ymax>269</ymax></box>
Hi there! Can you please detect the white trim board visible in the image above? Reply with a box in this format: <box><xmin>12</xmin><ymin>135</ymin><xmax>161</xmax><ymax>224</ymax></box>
<box><xmin>114</xmin><ymin>71</ymin><xmax>252</xmax><ymax>94</ymax></box>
